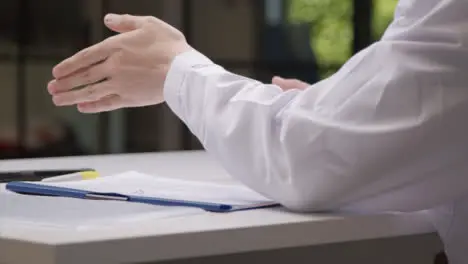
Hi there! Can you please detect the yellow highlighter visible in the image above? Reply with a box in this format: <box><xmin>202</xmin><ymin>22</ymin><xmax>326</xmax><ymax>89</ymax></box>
<box><xmin>41</xmin><ymin>171</ymin><xmax>100</xmax><ymax>182</ymax></box>
<box><xmin>79</xmin><ymin>171</ymin><xmax>100</xmax><ymax>180</ymax></box>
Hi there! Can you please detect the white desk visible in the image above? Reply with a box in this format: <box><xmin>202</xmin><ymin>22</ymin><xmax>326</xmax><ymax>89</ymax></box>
<box><xmin>0</xmin><ymin>151</ymin><xmax>441</xmax><ymax>264</ymax></box>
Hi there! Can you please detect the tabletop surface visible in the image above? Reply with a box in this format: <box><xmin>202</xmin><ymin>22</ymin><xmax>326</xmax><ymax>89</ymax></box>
<box><xmin>0</xmin><ymin>151</ymin><xmax>435</xmax><ymax>264</ymax></box>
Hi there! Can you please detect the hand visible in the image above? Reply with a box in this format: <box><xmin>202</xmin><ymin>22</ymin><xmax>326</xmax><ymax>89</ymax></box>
<box><xmin>48</xmin><ymin>14</ymin><xmax>192</xmax><ymax>113</ymax></box>
<box><xmin>272</xmin><ymin>76</ymin><xmax>309</xmax><ymax>91</ymax></box>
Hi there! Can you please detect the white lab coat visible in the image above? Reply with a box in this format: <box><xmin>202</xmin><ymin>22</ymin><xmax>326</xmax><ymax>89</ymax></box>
<box><xmin>164</xmin><ymin>0</ymin><xmax>468</xmax><ymax>262</ymax></box>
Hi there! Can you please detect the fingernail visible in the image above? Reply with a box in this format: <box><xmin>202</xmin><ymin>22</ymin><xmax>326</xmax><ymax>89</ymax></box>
<box><xmin>272</xmin><ymin>76</ymin><xmax>282</xmax><ymax>82</ymax></box>
<box><xmin>52</xmin><ymin>65</ymin><xmax>64</xmax><ymax>79</ymax></box>
<box><xmin>104</xmin><ymin>14</ymin><xmax>118</xmax><ymax>24</ymax></box>
<box><xmin>78</xmin><ymin>103</ymin><xmax>91</xmax><ymax>113</ymax></box>
<box><xmin>52</xmin><ymin>96</ymin><xmax>62</xmax><ymax>106</ymax></box>
<box><xmin>47</xmin><ymin>80</ymin><xmax>57</xmax><ymax>94</ymax></box>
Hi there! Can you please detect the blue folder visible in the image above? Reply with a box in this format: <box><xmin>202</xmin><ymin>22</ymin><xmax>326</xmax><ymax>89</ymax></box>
<box><xmin>5</xmin><ymin>181</ymin><xmax>279</xmax><ymax>213</ymax></box>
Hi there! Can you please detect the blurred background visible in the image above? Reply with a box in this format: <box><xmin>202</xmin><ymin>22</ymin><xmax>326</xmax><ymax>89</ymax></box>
<box><xmin>0</xmin><ymin>0</ymin><xmax>399</xmax><ymax>159</ymax></box>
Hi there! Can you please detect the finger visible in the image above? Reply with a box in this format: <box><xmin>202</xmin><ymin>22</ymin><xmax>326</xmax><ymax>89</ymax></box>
<box><xmin>104</xmin><ymin>13</ymin><xmax>150</xmax><ymax>33</ymax></box>
<box><xmin>272</xmin><ymin>76</ymin><xmax>309</xmax><ymax>90</ymax></box>
<box><xmin>272</xmin><ymin>76</ymin><xmax>297</xmax><ymax>90</ymax></box>
<box><xmin>77</xmin><ymin>94</ymin><xmax>124</xmax><ymax>113</ymax></box>
<box><xmin>48</xmin><ymin>60</ymin><xmax>108</xmax><ymax>95</ymax></box>
<box><xmin>52</xmin><ymin>38</ymin><xmax>116</xmax><ymax>79</ymax></box>
<box><xmin>272</xmin><ymin>76</ymin><xmax>286</xmax><ymax>86</ymax></box>
<box><xmin>52</xmin><ymin>81</ymin><xmax>112</xmax><ymax>106</ymax></box>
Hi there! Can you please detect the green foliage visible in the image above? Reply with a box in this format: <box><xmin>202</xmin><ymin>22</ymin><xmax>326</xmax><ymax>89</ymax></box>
<box><xmin>287</xmin><ymin>0</ymin><xmax>398</xmax><ymax>78</ymax></box>
<box><xmin>288</xmin><ymin>0</ymin><xmax>352</xmax><ymax>67</ymax></box>
<box><xmin>373</xmin><ymin>0</ymin><xmax>399</xmax><ymax>39</ymax></box>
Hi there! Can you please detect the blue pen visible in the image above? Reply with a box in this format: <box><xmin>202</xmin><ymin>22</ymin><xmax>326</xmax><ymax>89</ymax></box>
<box><xmin>6</xmin><ymin>181</ymin><xmax>235</xmax><ymax>212</ymax></box>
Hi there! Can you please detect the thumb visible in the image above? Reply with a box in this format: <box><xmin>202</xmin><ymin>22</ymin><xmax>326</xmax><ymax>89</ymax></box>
<box><xmin>104</xmin><ymin>14</ymin><xmax>146</xmax><ymax>33</ymax></box>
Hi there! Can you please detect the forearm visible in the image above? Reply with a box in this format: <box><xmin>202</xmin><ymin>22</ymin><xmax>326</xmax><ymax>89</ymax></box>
<box><xmin>164</xmin><ymin>0</ymin><xmax>468</xmax><ymax>212</ymax></box>
<box><xmin>164</xmin><ymin>43</ymin><xmax>468</xmax><ymax>213</ymax></box>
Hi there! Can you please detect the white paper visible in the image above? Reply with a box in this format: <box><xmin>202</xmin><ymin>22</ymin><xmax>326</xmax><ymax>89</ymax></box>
<box><xmin>0</xmin><ymin>171</ymin><xmax>275</xmax><ymax>230</ymax></box>
<box><xmin>0</xmin><ymin>190</ymin><xmax>201</xmax><ymax>230</ymax></box>
<box><xmin>34</xmin><ymin>171</ymin><xmax>274</xmax><ymax>206</ymax></box>
<box><xmin>0</xmin><ymin>183</ymin><xmax>6</xmax><ymax>193</ymax></box>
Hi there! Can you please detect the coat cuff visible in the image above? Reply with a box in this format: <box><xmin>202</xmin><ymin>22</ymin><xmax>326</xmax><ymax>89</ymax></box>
<box><xmin>163</xmin><ymin>49</ymin><xmax>215</xmax><ymax>122</ymax></box>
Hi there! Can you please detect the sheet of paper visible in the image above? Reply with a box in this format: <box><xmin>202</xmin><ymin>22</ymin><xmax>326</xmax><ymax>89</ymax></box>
<box><xmin>0</xmin><ymin>190</ymin><xmax>201</xmax><ymax>230</ymax></box>
<box><xmin>36</xmin><ymin>171</ymin><xmax>273</xmax><ymax>206</ymax></box>
<box><xmin>0</xmin><ymin>171</ymin><xmax>275</xmax><ymax>230</ymax></box>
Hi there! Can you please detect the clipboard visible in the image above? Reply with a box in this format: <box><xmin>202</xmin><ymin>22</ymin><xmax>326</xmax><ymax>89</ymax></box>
<box><xmin>6</xmin><ymin>181</ymin><xmax>279</xmax><ymax>213</ymax></box>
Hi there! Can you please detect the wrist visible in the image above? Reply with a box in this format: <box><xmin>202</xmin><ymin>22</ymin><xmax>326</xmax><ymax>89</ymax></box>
<box><xmin>163</xmin><ymin>48</ymin><xmax>215</xmax><ymax>120</ymax></box>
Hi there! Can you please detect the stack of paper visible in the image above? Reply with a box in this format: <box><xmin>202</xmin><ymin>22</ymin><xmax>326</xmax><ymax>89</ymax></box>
<box><xmin>0</xmin><ymin>171</ymin><xmax>276</xmax><ymax>229</ymax></box>
<box><xmin>0</xmin><ymin>191</ymin><xmax>201</xmax><ymax>230</ymax></box>
<box><xmin>36</xmin><ymin>171</ymin><xmax>274</xmax><ymax>208</ymax></box>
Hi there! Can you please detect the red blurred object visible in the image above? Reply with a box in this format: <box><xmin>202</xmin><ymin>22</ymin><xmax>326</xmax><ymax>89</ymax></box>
<box><xmin>0</xmin><ymin>140</ymin><xmax>16</xmax><ymax>150</ymax></box>
<box><xmin>0</xmin><ymin>139</ymin><xmax>22</xmax><ymax>159</ymax></box>
<box><xmin>0</xmin><ymin>119</ymin><xmax>86</xmax><ymax>159</ymax></box>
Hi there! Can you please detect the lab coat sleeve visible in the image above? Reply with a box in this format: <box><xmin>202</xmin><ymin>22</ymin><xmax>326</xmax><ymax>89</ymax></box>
<box><xmin>163</xmin><ymin>1</ymin><xmax>468</xmax><ymax>213</ymax></box>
